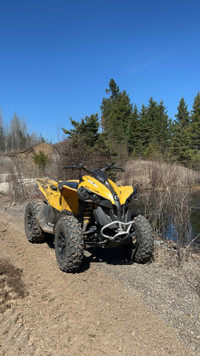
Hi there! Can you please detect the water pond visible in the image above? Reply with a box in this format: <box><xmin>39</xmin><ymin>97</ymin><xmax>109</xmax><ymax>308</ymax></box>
<box><xmin>131</xmin><ymin>190</ymin><xmax>200</xmax><ymax>246</ymax></box>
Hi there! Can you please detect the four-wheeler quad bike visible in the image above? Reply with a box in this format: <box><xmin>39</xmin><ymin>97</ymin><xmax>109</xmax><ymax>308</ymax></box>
<box><xmin>24</xmin><ymin>163</ymin><xmax>154</xmax><ymax>273</ymax></box>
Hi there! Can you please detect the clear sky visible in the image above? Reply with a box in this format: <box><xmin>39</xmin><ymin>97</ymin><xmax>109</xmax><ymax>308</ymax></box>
<box><xmin>0</xmin><ymin>0</ymin><xmax>200</xmax><ymax>142</ymax></box>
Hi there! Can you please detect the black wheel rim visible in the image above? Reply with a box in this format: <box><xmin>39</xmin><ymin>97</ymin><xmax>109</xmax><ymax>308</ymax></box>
<box><xmin>57</xmin><ymin>232</ymin><xmax>66</xmax><ymax>259</ymax></box>
<box><xmin>27</xmin><ymin>210</ymin><xmax>34</xmax><ymax>232</ymax></box>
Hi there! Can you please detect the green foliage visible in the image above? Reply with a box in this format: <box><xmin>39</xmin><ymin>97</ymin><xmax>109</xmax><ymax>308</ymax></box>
<box><xmin>127</xmin><ymin>104</ymin><xmax>141</xmax><ymax>156</ymax></box>
<box><xmin>101</xmin><ymin>79</ymin><xmax>133</xmax><ymax>146</ymax></box>
<box><xmin>170</xmin><ymin>98</ymin><xmax>192</xmax><ymax>165</ymax></box>
<box><xmin>33</xmin><ymin>150</ymin><xmax>49</xmax><ymax>171</ymax></box>
<box><xmin>191</xmin><ymin>92</ymin><xmax>200</xmax><ymax>151</ymax></box>
<box><xmin>63</xmin><ymin>114</ymin><xmax>100</xmax><ymax>148</ymax></box>
<box><xmin>62</xmin><ymin>79</ymin><xmax>199</xmax><ymax>168</ymax></box>
<box><xmin>132</xmin><ymin>98</ymin><xmax>170</xmax><ymax>158</ymax></box>
<box><xmin>62</xmin><ymin>113</ymin><xmax>116</xmax><ymax>162</ymax></box>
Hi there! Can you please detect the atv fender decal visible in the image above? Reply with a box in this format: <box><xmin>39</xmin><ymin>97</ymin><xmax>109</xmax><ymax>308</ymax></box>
<box><xmin>87</xmin><ymin>179</ymin><xmax>98</xmax><ymax>188</ymax></box>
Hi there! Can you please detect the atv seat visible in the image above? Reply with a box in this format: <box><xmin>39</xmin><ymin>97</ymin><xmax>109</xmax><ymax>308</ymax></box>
<box><xmin>58</xmin><ymin>181</ymin><xmax>78</xmax><ymax>190</ymax></box>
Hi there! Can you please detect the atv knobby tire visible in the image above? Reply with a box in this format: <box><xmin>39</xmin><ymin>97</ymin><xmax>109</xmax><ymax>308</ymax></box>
<box><xmin>54</xmin><ymin>215</ymin><xmax>84</xmax><ymax>273</ymax></box>
<box><xmin>132</xmin><ymin>214</ymin><xmax>154</xmax><ymax>263</ymax></box>
<box><xmin>24</xmin><ymin>200</ymin><xmax>47</xmax><ymax>243</ymax></box>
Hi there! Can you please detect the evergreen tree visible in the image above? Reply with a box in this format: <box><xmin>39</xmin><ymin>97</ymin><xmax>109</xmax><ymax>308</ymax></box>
<box><xmin>191</xmin><ymin>92</ymin><xmax>200</xmax><ymax>151</ymax></box>
<box><xmin>101</xmin><ymin>79</ymin><xmax>133</xmax><ymax>145</ymax></box>
<box><xmin>138</xmin><ymin>98</ymin><xmax>170</xmax><ymax>157</ymax></box>
<box><xmin>127</xmin><ymin>104</ymin><xmax>141</xmax><ymax>155</ymax></box>
<box><xmin>170</xmin><ymin>98</ymin><xmax>192</xmax><ymax>164</ymax></box>
<box><xmin>63</xmin><ymin>114</ymin><xmax>100</xmax><ymax>147</ymax></box>
<box><xmin>156</xmin><ymin>101</ymin><xmax>170</xmax><ymax>153</ymax></box>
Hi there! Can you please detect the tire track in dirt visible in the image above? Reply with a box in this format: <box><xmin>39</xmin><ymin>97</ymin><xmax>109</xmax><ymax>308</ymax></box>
<box><xmin>0</xmin><ymin>209</ymin><xmax>196</xmax><ymax>356</ymax></box>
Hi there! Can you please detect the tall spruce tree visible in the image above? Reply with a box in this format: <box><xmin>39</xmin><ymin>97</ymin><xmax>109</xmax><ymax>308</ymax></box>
<box><xmin>138</xmin><ymin>98</ymin><xmax>170</xmax><ymax>157</ymax></box>
<box><xmin>134</xmin><ymin>104</ymin><xmax>148</xmax><ymax>156</ymax></box>
<box><xmin>170</xmin><ymin>98</ymin><xmax>192</xmax><ymax>164</ymax></box>
<box><xmin>101</xmin><ymin>79</ymin><xmax>133</xmax><ymax>146</ymax></box>
<box><xmin>157</xmin><ymin>101</ymin><xmax>170</xmax><ymax>152</ymax></box>
<box><xmin>127</xmin><ymin>104</ymin><xmax>140</xmax><ymax>155</ymax></box>
<box><xmin>191</xmin><ymin>92</ymin><xmax>200</xmax><ymax>151</ymax></box>
<box><xmin>63</xmin><ymin>114</ymin><xmax>100</xmax><ymax>148</ymax></box>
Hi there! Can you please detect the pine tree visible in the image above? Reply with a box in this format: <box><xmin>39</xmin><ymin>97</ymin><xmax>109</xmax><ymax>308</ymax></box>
<box><xmin>101</xmin><ymin>79</ymin><xmax>133</xmax><ymax>145</ymax></box>
<box><xmin>138</xmin><ymin>98</ymin><xmax>170</xmax><ymax>157</ymax></box>
<box><xmin>63</xmin><ymin>114</ymin><xmax>100</xmax><ymax>148</ymax></box>
<box><xmin>170</xmin><ymin>98</ymin><xmax>192</xmax><ymax>164</ymax></box>
<box><xmin>127</xmin><ymin>104</ymin><xmax>140</xmax><ymax>155</ymax></box>
<box><xmin>156</xmin><ymin>100</ymin><xmax>170</xmax><ymax>154</ymax></box>
<box><xmin>191</xmin><ymin>92</ymin><xmax>200</xmax><ymax>151</ymax></box>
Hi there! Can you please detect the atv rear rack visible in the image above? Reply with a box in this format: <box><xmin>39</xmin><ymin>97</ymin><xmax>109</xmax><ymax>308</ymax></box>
<box><xmin>100</xmin><ymin>220</ymin><xmax>135</xmax><ymax>241</ymax></box>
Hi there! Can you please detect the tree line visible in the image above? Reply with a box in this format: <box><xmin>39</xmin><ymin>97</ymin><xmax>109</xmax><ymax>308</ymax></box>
<box><xmin>64</xmin><ymin>79</ymin><xmax>200</xmax><ymax>168</ymax></box>
<box><xmin>0</xmin><ymin>112</ymin><xmax>44</xmax><ymax>152</ymax></box>
<box><xmin>1</xmin><ymin>79</ymin><xmax>199</xmax><ymax>168</ymax></box>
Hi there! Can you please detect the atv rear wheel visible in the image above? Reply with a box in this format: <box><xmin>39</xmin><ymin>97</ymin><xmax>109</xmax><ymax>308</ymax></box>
<box><xmin>130</xmin><ymin>214</ymin><xmax>154</xmax><ymax>263</ymax></box>
<box><xmin>24</xmin><ymin>200</ymin><xmax>47</xmax><ymax>243</ymax></box>
<box><xmin>54</xmin><ymin>215</ymin><xmax>84</xmax><ymax>273</ymax></box>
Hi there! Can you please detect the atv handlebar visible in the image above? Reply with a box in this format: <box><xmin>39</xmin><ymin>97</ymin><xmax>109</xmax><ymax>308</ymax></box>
<box><xmin>101</xmin><ymin>164</ymin><xmax>125</xmax><ymax>172</ymax></box>
<box><xmin>63</xmin><ymin>163</ymin><xmax>86</xmax><ymax>170</ymax></box>
<box><xmin>63</xmin><ymin>163</ymin><xmax>125</xmax><ymax>173</ymax></box>
<box><xmin>63</xmin><ymin>164</ymin><xmax>92</xmax><ymax>175</ymax></box>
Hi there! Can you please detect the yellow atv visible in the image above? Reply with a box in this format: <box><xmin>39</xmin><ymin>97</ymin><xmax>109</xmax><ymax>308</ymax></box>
<box><xmin>24</xmin><ymin>163</ymin><xmax>154</xmax><ymax>272</ymax></box>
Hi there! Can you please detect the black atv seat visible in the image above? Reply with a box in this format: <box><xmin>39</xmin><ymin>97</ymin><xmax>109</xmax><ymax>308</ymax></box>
<box><xmin>58</xmin><ymin>181</ymin><xmax>78</xmax><ymax>190</ymax></box>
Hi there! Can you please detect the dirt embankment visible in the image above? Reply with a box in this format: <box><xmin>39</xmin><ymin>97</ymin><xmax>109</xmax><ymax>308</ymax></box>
<box><xmin>0</xmin><ymin>143</ymin><xmax>53</xmax><ymax>176</ymax></box>
<box><xmin>0</xmin><ymin>204</ymin><xmax>199</xmax><ymax>356</ymax></box>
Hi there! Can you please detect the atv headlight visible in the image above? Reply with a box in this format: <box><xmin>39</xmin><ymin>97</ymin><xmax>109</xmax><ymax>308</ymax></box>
<box><xmin>83</xmin><ymin>191</ymin><xmax>90</xmax><ymax>200</ymax></box>
<box><xmin>92</xmin><ymin>194</ymin><xmax>101</xmax><ymax>204</ymax></box>
<box><xmin>78</xmin><ymin>187</ymin><xmax>112</xmax><ymax>208</ymax></box>
<box><xmin>78</xmin><ymin>187</ymin><xmax>92</xmax><ymax>201</ymax></box>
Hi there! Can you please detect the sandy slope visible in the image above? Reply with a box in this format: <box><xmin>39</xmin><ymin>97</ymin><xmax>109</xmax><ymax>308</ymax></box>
<box><xmin>0</xmin><ymin>208</ymin><xmax>196</xmax><ymax>356</ymax></box>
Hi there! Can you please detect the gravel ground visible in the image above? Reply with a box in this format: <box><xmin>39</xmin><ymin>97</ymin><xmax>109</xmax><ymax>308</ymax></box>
<box><xmin>2</xmin><ymin>200</ymin><xmax>200</xmax><ymax>354</ymax></box>
<box><xmin>102</xmin><ymin>260</ymin><xmax>200</xmax><ymax>354</ymax></box>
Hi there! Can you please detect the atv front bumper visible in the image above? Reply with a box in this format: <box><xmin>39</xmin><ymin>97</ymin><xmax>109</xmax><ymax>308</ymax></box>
<box><xmin>100</xmin><ymin>220</ymin><xmax>135</xmax><ymax>242</ymax></box>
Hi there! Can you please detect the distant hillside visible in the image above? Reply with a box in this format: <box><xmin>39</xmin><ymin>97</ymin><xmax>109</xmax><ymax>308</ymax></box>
<box><xmin>0</xmin><ymin>143</ymin><xmax>53</xmax><ymax>177</ymax></box>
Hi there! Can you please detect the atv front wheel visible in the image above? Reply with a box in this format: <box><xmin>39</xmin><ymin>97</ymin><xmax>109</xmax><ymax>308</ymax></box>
<box><xmin>24</xmin><ymin>200</ymin><xmax>47</xmax><ymax>243</ymax></box>
<box><xmin>131</xmin><ymin>214</ymin><xmax>154</xmax><ymax>263</ymax></box>
<box><xmin>54</xmin><ymin>215</ymin><xmax>84</xmax><ymax>273</ymax></box>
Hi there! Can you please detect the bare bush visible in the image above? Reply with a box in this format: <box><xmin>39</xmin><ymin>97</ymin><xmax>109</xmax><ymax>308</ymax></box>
<box><xmin>44</xmin><ymin>139</ymin><xmax>108</xmax><ymax>181</ymax></box>
<box><xmin>119</xmin><ymin>159</ymin><xmax>200</xmax><ymax>190</ymax></box>
<box><xmin>118</xmin><ymin>159</ymin><xmax>200</xmax><ymax>255</ymax></box>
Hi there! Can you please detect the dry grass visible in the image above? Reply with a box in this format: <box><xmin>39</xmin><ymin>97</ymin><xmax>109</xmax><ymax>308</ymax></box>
<box><xmin>117</xmin><ymin>159</ymin><xmax>200</xmax><ymax>267</ymax></box>
<box><xmin>118</xmin><ymin>159</ymin><xmax>200</xmax><ymax>190</ymax></box>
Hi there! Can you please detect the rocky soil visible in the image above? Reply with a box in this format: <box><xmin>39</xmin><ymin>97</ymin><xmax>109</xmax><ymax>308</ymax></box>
<box><xmin>0</xmin><ymin>201</ymin><xmax>199</xmax><ymax>356</ymax></box>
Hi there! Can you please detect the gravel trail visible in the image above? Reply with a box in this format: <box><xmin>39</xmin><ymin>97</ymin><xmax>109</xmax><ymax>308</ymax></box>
<box><xmin>0</xmin><ymin>202</ymin><xmax>199</xmax><ymax>356</ymax></box>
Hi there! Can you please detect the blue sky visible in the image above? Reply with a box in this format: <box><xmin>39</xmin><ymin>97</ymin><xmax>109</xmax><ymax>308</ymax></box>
<box><xmin>0</xmin><ymin>0</ymin><xmax>200</xmax><ymax>142</ymax></box>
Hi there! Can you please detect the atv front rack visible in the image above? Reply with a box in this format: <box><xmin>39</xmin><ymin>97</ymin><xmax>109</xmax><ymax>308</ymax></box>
<box><xmin>100</xmin><ymin>220</ymin><xmax>136</xmax><ymax>242</ymax></box>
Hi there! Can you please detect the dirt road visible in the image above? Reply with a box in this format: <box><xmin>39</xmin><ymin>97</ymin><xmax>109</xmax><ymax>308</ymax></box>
<box><xmin>0</xmin><ymin>206</ymin><xmax>197</xmax><ymax>356</ymax></box>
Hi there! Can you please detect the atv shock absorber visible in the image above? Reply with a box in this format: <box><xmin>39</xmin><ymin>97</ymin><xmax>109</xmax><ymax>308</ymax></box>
<box><xmin>82</xmin><ymin>204</ymin><xmax>93</xmax><ymax>232</ymax></box>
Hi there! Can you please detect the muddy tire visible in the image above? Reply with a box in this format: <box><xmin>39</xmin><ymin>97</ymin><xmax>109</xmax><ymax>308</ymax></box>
<box><xmin>54</xmin><ymin>215</ymin><xmax>84</xmax><ymax>273</ymax></box>
<box><xmin>132</xmin><ymin>214</ymin><xmax>154</xmax><ymax>263</ymax></box>
<box><xmin>24</xmin><ymin>200</ymin><xmax>47</xmax><ymax>243</ymax></box>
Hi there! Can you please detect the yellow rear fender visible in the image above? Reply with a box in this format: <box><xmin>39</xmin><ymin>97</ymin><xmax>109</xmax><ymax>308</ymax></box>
<box><xmin>36</xmin><ymin>178</ymin><xmax>61</xmax><ymax>211</ymax></box>
<box><xmin>36</xmin><ymin>178</ymin><xmax>80</xmax><ymax>214</ymax></box>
